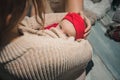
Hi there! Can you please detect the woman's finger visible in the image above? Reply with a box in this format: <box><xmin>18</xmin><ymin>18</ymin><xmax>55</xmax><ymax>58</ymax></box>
<box><xmin>84</xmin><ymin>15</ymin><xmax>91</xmax><ymax>32</ymax></box>
<box><xmin>84</xmin><ymin>30</ymin><xmax>91</xmax><ymax>38</ymax></box>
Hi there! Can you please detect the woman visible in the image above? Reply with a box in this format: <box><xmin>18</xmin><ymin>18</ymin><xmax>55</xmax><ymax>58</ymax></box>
<box><xmin>0</xmin><ymin>0</ymin><xmax>92</xmax><ymax>80</ymax></box>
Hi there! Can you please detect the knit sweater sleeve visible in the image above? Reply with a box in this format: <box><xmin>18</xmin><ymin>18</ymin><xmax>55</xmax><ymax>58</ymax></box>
<box><xmin>0</xmin><ymin>34</ymin><xmax>92</xmax><ymax>80</ymax></box>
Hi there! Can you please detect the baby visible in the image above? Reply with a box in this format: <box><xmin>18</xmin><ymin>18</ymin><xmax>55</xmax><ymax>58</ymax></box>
<box><xmin>44</xmin><ymin>12</ymin><xmax>86</xmax><ymax>40</ymax></box>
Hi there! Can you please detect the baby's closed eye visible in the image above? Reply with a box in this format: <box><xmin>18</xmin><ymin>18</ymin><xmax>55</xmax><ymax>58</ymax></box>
<box><xmin>65</xmin><ymin>33</ymin><xmax>69</xmax><ymax>37</ymax></box>
<box><xmin>58</xmin><ymin>25</ymin><xmax>69</xmax><ymax>37</ymax></box>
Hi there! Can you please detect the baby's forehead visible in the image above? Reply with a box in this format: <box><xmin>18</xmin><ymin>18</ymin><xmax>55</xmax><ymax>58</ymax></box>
<box><xmin>59</xmin><ymin>20</ymin><xmax>76</xmax><ymax>37</ymax></box>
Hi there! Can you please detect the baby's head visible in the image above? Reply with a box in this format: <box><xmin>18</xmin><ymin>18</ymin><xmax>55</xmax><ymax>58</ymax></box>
<box><xmin>45</xmin><ymin>12</ymin><xmax>86</xmax><ymax>40</ymax></box>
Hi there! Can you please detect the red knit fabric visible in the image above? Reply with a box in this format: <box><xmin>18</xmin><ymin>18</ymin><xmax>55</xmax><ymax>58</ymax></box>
<box><xmin>44</xmin><ymin>12</ymin><xmax>86</xmax><ymax>39</ymax></box>
<box><xmin>44</xmin><ymin>23</ymin><xmax>59</xmax><ymax>29</ymax></box>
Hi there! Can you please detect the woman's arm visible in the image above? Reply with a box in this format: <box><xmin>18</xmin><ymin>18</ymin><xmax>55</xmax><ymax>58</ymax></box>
<box><xmin>65</xmin><ymin>0</ymin><xmax>84</xmax><ymax>13</ymax></box>
<box><xmin>65</xmin><ymin>0</ymin><xmax>91</xmax><ymax>38</ymax></box>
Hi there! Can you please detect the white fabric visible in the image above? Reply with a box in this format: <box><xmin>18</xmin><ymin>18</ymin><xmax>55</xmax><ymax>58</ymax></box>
<box><xmin>84</xmin><ymin>0</ymin><xmax>111</xmax><ymax>18</ymax></box>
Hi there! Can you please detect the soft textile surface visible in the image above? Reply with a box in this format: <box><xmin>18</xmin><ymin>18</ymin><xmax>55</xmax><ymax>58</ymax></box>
<box><xmin>0</xmin><ymin>28</ymin><xmax>92</xmax><ymax>80</ymax></box>
<box><xmin>84</xmin><ymin>0</ymin><xmax>111</xmax><ymax>18</ymax></box>
<box><xmin>84</xmin><ymin>0</ymin><xmax>111</xmax><ymax>24</ymax></box>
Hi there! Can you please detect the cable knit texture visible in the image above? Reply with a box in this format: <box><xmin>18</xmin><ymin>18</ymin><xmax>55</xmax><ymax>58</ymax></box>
<box><xmin>0</xmin><ymin>13</ymin><xmax>92</xmax><ymax>80</ymax></box>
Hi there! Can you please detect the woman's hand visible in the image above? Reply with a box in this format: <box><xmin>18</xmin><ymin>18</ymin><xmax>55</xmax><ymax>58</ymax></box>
<box><xmin>80</xmin><ymin>12</ymin><xmax>91</xmax><ymax>38</ymax></box>
<box><xmin>84</xmin><ymin>15</ymin><xmax>91</xmax><ymax>38</ymax></box>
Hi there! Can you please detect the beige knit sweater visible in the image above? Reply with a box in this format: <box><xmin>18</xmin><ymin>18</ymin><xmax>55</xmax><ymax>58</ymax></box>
<box><xmin>0</xmin><ymin>13</ymin><xmax>92</xmax><ymax>80</ymax></box>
